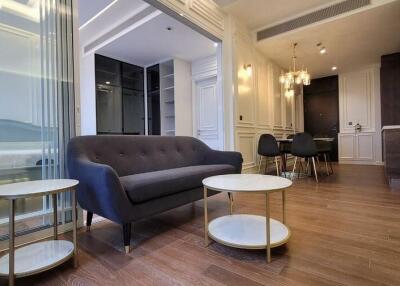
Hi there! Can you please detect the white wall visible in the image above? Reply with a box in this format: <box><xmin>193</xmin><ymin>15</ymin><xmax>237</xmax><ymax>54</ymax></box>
<box><xmin>232</xmin><ymin>20</ymin><xmax>301</xmax><ymax>171</ymax></box>
<box><xmin>174</xmin><ymin>58</ymin><xmax>193</xmax><ymax>136</ymax></box>
<box><xmin>79</xmin><ymin>52</ymin><xmax>97</xmax><ymax>135</ymax></box>
<box><xmin>338</xmin><ymin>65</ymin><xmax>382</xmax><ymax>165</ymax></box>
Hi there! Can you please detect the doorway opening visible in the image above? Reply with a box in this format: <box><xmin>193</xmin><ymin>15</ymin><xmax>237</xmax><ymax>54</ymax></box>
<box><xmin>78</xmin><ymin>0</ymin><xmax>224</xmax><ymax>149</ymax></box>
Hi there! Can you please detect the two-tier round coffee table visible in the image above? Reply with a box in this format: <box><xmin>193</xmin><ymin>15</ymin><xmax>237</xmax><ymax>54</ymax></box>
<box><xmin>202</xmin><ymin>174</ymin><xmax>292</xmax><ymax>263</ymax></box>
<box><xmin>0</xmin><ymin>179</ymin><xmax>79</xmax><ymax>286</ymax></box>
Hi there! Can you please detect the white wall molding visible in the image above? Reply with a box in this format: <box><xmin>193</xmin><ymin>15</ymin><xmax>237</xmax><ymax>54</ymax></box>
<box><xmin>153</xmin><ymin>0</ymin><xmax>225</xmax><ymax>39</ymax></box>
<box><xmin>235</xmin><ymin>130</ymin><xmax>257</xmax><ymax>169</ymax></box>
<box><xmin>230</xmin><ymin>18</ymin><xmax>302</xmax><ymax>170</ymax></box>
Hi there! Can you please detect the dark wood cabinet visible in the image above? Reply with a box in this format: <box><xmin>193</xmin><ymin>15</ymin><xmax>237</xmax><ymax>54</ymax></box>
<box><xmin>303</xmin><ymin>76</ymin><xmax>339</xmax><ymax>161</ymax></box>
<box><xmin>95</xmin><ymin>54</ymin><xmax>145</xmax><ymax>135</ymax></box>
<box><xmin>381</xmin><ymin>52</ymin><xmax>400</xmax><ymax>186</ymax></box>
<box><xmin>381</xmin><ymin>53</ymin><xmax>400</xmax><ymax>126</ymax></box>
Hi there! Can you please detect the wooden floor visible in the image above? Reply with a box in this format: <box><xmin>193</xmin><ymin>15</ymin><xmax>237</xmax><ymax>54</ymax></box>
<box><xmin>4</xmin><ymin>164</ymin><xmax>400</xmax><ymax>286</ymax></box>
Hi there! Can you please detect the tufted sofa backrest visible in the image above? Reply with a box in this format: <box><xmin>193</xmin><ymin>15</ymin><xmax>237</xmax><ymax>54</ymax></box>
<box><xmin>67</xmin><ymin>135</ymin><xmax>211</xmax><ymax>176</ymax></box>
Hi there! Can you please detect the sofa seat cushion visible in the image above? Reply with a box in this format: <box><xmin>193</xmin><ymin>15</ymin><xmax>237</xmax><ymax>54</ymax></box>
<box><xmin>120</xmin><ymin>164</ymin><xmax>235</xmax><ymax>203</ymax></box>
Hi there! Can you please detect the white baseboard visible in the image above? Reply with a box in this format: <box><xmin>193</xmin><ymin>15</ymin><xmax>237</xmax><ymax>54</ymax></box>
<box><xmin>339</xmin><ymin>160</ymin><xmax>384</xmax><ymax>166</ymax></box>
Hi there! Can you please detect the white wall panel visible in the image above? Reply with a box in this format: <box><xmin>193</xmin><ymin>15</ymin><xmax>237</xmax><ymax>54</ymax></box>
<box><xmin>339</xmin><ymin>69</ymin><xmax>374</xmax><ymax>133</ymax></box>
<box><xmin>357</xmin><ymin>134</ymin><xmax>374</xmax><ymax>160</ymax></box>
<box><xmin>232</xmin><ymin>19</ymin><xmax>301</xmax><ymax>170</ymax></box>
<box><xmin>255</xmin><ymin>55</ymin><xmax>269</xmax><ymax>128</ymax></box>
<box><xmin>235</xmin><ymin>36</ymin><xmax>255</xmax><ymax>126</ymax></box>
<box><xmin>158</xmin><ymin>0</ymin><xmax>224</xmax><ymax>39</ymax></box>
<box><xmin>271</xmin><ymin>64</ymin><xmax>283</xmax><ymax>129</ymax></box>
<box><xmin>338</xmin><ymin>66</ymin><xmax>381</xmax><ymax>165</ymax></box>
<box><xmin>236</xmin><ymin>131</ymin><xmax>256</xmax><ymax>169</ymax></box>
<box><xmin>339</xmin><ymin>134</ymin><xmax>355</xmax><ymax>159</ymax></box>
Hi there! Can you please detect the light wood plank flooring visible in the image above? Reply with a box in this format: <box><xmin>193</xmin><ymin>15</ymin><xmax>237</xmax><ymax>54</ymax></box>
<box><xmin>3</xmin><ymin>164</ymin><xmax>400</xmax><ymax>286</ymax></box>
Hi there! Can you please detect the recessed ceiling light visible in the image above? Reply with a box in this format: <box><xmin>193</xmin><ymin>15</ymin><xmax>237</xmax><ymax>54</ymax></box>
<box><xmin>213</xmin><ymin>42</ymin><xmax>218</xmax><ymax>47</ymax></box>
<box><xmin>332</xmin><ymin>66</ymin><xmax>337</xmax><ymax>71</ymax></box>
<box><xmin>105</xmin><ymin>81</ymin><xmax>110</xmax><ymax>85</ymax></box>
<box><xmin>320</xmin><ymin>47</ymin><xmax>327</xmax><ymax>54</ymax></box>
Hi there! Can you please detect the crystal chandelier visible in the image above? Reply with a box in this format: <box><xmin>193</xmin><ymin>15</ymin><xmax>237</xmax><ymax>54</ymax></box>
<box><xmin>279</xmin><ymin>43</ymin><xmax>310</xmax><ymax>96</ymax></box>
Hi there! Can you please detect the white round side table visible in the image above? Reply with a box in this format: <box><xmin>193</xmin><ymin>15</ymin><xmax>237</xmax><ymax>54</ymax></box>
<box><xmin>202</xmin><ymin>174</ymin><xmax>292</xmax><ymax>263</ymax></box>
<box><xmin>0</xmin><ymin>179</ymin><xmax>79</xmax><ymax>286</ymax></box>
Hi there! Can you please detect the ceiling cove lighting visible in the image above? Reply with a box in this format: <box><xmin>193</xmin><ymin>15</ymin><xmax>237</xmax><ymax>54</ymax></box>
<box><xmin>279</xmin><ymin>43</ymin><xmax>310</xmax><ymax>97</ymax></box>
<box><xmin>79</xmin><ymin>0</ymin><xmax>119</xmax><ymax>30</ymax></box>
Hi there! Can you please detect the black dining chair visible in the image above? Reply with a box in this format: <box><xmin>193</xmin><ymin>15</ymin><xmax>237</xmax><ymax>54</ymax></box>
<box><xmin>257</xmin><ymin>134</ymin><xmax>281</xmax><ymax>176</ymax></box>
<box><xmin>291</xmin><ymin>132</ymin><xmax>319</xmax><ymax>182</ymax></box>
<box><xmin>279</xmin><ymin>134</ymin><xmax>295</xmax><ymax>173</ymax></box>
<box><xmin>315</xmin><ymin>138</ymin><xmax>333</xmax><ymax>175</ymax></box>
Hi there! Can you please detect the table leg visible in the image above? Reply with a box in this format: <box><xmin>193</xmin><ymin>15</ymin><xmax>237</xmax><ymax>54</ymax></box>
<box><xmin>282</xmin><ymin>190</ymin><xmax>286</xmax><ymax>224</ymax></box>
<box><xmin>282</xmin><ymin>154</ymin><xmax>286</xmax><ymax>173</ymax></box>
<box><xmin>9</xmin><ymin>199</ymin><xmax>15</xmax><ymax>286</ymax></box>
<box><xmin>52</xmin><ymin>194</ymin><xmax>58</xmax><ymax>240</ymax></box>
<box><xmin>203</xmin><ymin>187</ymin><xmax>209</xmax><ymax>246</ymax></box>
<box><xmin>228</xmin><ymin>192</ymin><xmax>233</xmax><ymax>215</ymax></box>
<box><xmin>275</xmin><ymin>157</ymin><xmax>280</xmax><ymax>176</ymax></box>
<box><xmin>71</xmin><ymin>189</ymin><xmax>78</xmax><ymax>268</ymax></box>
<box><xmin>265</xmin><ymin>193</ymin><xmax>271</xmax><ymax>263</ymax></box>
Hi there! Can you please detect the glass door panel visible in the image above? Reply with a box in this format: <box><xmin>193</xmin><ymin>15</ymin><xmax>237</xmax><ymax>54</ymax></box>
<box><xmin>122</xmin><ymin>89</ymin><xmax>145</xmax><ymax>135</ymax></box>
<box><xmin>96</xmin><ymin>84</ymin><xmax>123</xmax><ymax>133</ymax></box>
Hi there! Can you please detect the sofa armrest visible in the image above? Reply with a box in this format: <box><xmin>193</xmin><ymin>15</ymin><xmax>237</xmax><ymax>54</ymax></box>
<box><xmin>70</xmin><ymin>159</ymin><xmax>133</xmax><ymax>224</ymax></box>
<box><xmin>204</xmin><ymin>150</ymin><xmax>243</xmax><ymax>173</ymax></box>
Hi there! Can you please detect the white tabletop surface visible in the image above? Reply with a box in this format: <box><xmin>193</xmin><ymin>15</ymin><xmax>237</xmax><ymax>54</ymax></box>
<box><xmin>276</xmin><ymin>137</ymin><xmax>334</xmax><ymax>142</ymax></box>
<box><xmin>203</xmin><ymin>174</ymin><xmax>292</xmax><ymax>193</ymax></box>
<box><xmin>0</xmin><ymin>179</ymin><xmax>78</xmax><ymax>199</ymax></box>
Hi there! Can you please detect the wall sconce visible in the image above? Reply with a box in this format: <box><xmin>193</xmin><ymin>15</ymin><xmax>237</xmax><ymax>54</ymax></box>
<box><xmin>243</xmin><ymin>64</ymin><xmax>252</xmax><ymax>77</ymax></box>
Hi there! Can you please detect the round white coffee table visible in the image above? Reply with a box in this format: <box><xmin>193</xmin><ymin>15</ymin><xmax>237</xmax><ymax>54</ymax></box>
<box><xmin>202</xmin><ymin>174</ymin><xmax>292</xmax><ymax>263</ymax></box>
<box><xmin>0</xmin><ymin>179</ymin><xmax>79</xmax><ymax>286</ymax></box>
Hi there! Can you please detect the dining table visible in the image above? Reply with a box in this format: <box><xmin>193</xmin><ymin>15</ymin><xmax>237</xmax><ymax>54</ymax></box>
<box><xmin>276</xmin><ymin>137</ymin><xmax>335</xmax><ymax>176</ymax></box>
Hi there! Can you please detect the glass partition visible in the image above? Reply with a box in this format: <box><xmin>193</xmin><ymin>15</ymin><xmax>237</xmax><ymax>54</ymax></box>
<box><xmin>0</xmin><ymin>0</ymin><xmax>75</xmax><ymax>240</ymax></box>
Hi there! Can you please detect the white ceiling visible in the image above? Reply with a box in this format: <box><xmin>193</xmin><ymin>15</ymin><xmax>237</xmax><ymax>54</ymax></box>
<box><xmin>219</xmin><ymin>0</ymin><xmax>337</xmax><ymax>30</ymax></box>
<box><xmin>78</xmin><ymin>0</ymin><xmax>114</xmax><ymax>27</ymax></box>
<box><xmin>96</xmin><ymin>12</ymin><xmax>217</xmax><ymax>67</ymax></box>
<box><xmin>78</xmin><ymin>0</ymin><xmax>216</xmax><ymax>67</ymax></box>
<box><xmin>255</xmin><ymin>0</ymin><xmax>400</xmax><ymax>78</ymax></box>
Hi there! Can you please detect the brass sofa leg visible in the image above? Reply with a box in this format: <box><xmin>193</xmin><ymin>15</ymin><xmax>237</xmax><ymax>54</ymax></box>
<box><xmin>123</xmin><ymin>223</ymin><xmax>132</xmax><ymax>254</ymax></box>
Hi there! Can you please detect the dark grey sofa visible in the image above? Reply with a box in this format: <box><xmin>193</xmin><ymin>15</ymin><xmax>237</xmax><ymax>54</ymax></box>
<box><xmin>67</xmin><ymin>135</ymin><xmax>242</xmax><ymax>252</ymax></box>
